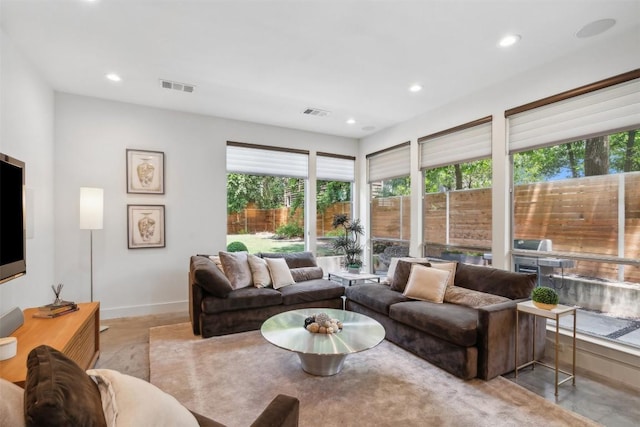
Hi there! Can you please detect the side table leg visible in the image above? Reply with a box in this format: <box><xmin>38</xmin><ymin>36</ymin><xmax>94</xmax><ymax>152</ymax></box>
<box><xmin>555</xmin><ymin>315</ymin><xmax>559</xmax><ymax>396</ymax></box>
<box><xmin>572</xmin><ymin>310</ymin><xmax>577</xmax><ymax>386</ymax></box>
<box><xmin>515</xmin><ymin>309</ymin><xmax>519</xmax><ymax>378</ymax></box>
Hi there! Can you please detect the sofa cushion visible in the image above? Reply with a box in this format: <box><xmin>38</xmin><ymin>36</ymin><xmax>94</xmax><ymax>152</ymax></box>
<box><xmin>248</xmin><ymin>254</ymin><xmax>272</xmax><ymax>288</ymax></box>
<box><xmin>346</xmin><ymin>283</ymin><xmax>410</xmax><ymax>315</ymax></box>
<box><xmin>87</xmin><ymin>368</ymin><xmax>199</xmax><ymax>427</ymax></box>
<box><xmin>219</xmin><ymin>251</ymin><xmax>253</xmax><ymax>289</ymax></box>
<box><xmin>454</xmin><ymin>263</ymin><xmax>536</xmax><ymax>299</ymax></box>
<box><xmin>24</xmin><ymin>345</ymin><xmax>107</xmax><ymax>427</ymax></box>
<box><xmin>201</xmin><ymin>287</ymin><xmax>282</xmax><ymax>313</ymax></box>
<box><xmin>0</xmin><ymin>378</ymin><xmax>25</xmax><ymax>427</ymax></box>
<box><xmin>265</xmin><ymin>257</ymin><xmax>296</xmax><ymax>289</ymax></box>
<box><xmin>191</xmin><ymin>256</ymin><xmax>234</xmax><ymax>298</ymax></box>
<box><xmin>390</xmin><ymin>301</ymin><xmax>479</xmax><ymax>347</ymax></box>
<box><xmin>260</xmin><ymin>251</ymin><xmax>318</xmax><ymax>268</ymax></box>
<box><xmin>278</xmin><ymin>279</ymin><xmax>345</xmax><ymax>305</ymax></box>
<box><xmin>390</xmin><ymin>260</ymin><xmax>431</xmax><ymax>292</ymax></box>
<box><xmin>403</xmin><ymin>265</ymin><xmax>450</xmax><ymax>303</ymax></box>
<box><xmin>290</xmin><ymin>266</ymin><xmax>324</xmax><ymax>282</ymax></box>
<box><xmin>444</xmin><ymin>286</ymin><xmax>511</xmax><ymax>308</ymax></box>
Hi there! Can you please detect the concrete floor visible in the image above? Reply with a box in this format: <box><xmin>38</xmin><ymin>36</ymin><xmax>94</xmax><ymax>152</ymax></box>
<box><xmin>98</xmin><ymin>311</ymin><xmax>640</xmax><ymax>427</ymax></box>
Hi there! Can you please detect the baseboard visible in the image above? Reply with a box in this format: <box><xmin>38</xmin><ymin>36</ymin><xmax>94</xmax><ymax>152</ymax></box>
<box><xmin>545</xmin><ymin>328</ymin><xmax>640</xmax><ymax>393</ymax></box>
<box><xmin>100</xmin><ymin>301</ymin><xmax>188</xmax><ymax>320</ymax></box>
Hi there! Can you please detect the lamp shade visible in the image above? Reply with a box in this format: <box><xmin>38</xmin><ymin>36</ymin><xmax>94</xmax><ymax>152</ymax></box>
<box><xmin>79</xmin><ymin>187</ymin><xmax>104</xmax><ymax>230</ymax></box>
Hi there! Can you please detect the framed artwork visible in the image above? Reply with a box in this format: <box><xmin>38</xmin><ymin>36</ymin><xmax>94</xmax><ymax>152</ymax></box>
<box><xmin>127</xmin><ymin>205</ymin><xmax>165</xmax><ymax>249</ymax></box>
<box><xmin>126</xmin><ymin>149</ymin><xmax>165</xmax><ymax>194</ymax></box>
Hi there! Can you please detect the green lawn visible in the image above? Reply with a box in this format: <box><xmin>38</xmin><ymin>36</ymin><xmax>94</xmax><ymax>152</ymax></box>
<box><xmin>226</xmin><ymin>233</ymin><xmax>336</xmax><ymax>255</ymax></box>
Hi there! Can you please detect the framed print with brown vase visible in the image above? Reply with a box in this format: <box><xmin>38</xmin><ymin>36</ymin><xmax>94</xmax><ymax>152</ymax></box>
<box><xmin>126</xmin><ymin>149</ymin><xmax>164</xmax><ymax>194</ymax></box>
<box><xmin>127</xmin><ymin>205</ymin><xmax>165</xmax><ymax>249</ymax></box>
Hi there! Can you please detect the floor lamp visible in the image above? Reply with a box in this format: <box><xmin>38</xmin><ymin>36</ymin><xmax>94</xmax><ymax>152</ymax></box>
<box><xmin>79</xmin><ymin>187</ymin><xmax>108</xmax><ymax>332</ymax></box>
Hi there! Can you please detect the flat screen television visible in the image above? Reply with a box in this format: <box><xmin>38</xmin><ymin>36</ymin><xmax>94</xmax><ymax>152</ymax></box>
<box><xmin>0</xmin><ymin>153</ymin><xmax>26</xmax><ymax>284</ymax></box>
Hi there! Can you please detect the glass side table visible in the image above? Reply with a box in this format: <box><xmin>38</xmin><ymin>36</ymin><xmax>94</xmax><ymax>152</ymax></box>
<box><xmin>515</xmin><ymin>300</ymin><xmax>577</xmax><ymax>396</ymax></box>
<box><xmin>327</xmin><ymin>271</ymin><xmax>381</xmax><ymax>287</ymax></box>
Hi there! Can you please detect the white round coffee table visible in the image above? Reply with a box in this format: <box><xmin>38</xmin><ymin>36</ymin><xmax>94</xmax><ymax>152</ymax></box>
<box><xmin>261</xmin><ymin>308</ymin><xmax>385</xmax><ymax>376</ymax></box>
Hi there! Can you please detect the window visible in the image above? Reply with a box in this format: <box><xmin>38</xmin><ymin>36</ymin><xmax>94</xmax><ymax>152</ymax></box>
<box><xmin>508</xmin><ymin>72</ymin><xmax>640</xmax><ymax>348</ymax></box>
<box><xmin>367</xmin><ymin>143</ymin><xmax>411</xmax><ymax>274</ymax></box>
<box><xmin>226</xmin><ymin>142</ymin><xmax>308</xmax><ymax>254</ymax></box>
<box><xmin>420</xmin><ymin>118</ymin><xmax>492</xmax><ymax>265</ymax></box>
<box><xmin>316</xmin><ymin>153</ymin><xmax>355</xmax><ymax>256</ymax></box>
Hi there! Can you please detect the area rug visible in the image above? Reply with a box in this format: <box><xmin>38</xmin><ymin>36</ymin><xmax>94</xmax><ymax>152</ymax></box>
<box><xmin>149</xmin><ymin>323</ymin><xmax>600</xmax><ymax>427</ymax></box>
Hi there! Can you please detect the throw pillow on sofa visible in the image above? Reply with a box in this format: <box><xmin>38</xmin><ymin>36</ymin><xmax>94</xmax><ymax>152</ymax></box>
<box><xmin>390</xmin><ymin>260</ymin><xmax>431</xmax><ymax>292</ymax></box>
<box><xmin>86</xmin><ymin>369</ymin><xmax>199</xmax><ymax>427</ymax></box>
<box><xmin>428</xmin><ymin>261</ymin><xmax>457</xmax><ymax>287</ymax></box>
<box><xmin>219</xmin><ymin>251</ymin><xmax>253</xmax><ymax>289</ymax></box>
<box><xmin>265</xmin><ymin>257</ymin><xmax>296</xmax><ymax>289</ymax></box>
<box><xmin>403</xmin><ymin>264</ymin><xmax>450</xmax><ymax>303</ymax></box>
<box><xmin>0</xmin><ymin>378</ymin><xmax>25</xmax><ymax>427</ymax></box>
<box><xmin>24</xmin><ymin>345</ymin><xmax>107</xmax><ymax>427</ymax></box>
<box><xmin>191</xmin><ymin>256</ymin><xmax>234</xmax><ymax>298</ymax></box>
<box><xmin>248</xmin><ymin>254</ymin><xmax>272</xmax><ymax>288</ymax></box>
<box><xmin>444</xmin><ymin>286</ymin><xmax>510</xmax><ymax>308</ymax></box>
<box><xmin>290</xmin><ymin>266</ymin><xmax>324</xmax><ymax>282</ymax></box>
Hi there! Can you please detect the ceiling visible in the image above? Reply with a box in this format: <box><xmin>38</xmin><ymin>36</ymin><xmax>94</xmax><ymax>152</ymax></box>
<box><xmin>2</xmin><ymin>0</ymin><xmax>639</xmax><ymax>139</ymax></box>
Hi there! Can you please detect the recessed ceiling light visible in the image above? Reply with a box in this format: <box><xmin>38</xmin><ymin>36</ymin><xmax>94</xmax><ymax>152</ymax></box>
<box><xmin>346</xmin><ymin>118</ymin><xmax>356</xmax><ymax>125</ymax></box>
<box><xmin>105</xmin><ymin>73</ymin><xmax>122</xmax><ymax>82</ymax></box>
<box><xmin>409</xmin><ymin>84</ymin><xmax>422</xmax><ymax>93</ymax></box>
<box><xmin>498</xmin><ymin>34</ymin><xmax>521</xmax><ymax>48</ymax></box>
<box><xmin>576</xmin><ymin>19</ymin><xmax>616</xmax><ymax>38</ymax></box>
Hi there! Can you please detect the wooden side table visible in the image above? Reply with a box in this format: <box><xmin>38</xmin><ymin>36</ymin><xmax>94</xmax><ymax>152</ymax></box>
<box><xmin>0</xmin><ymin>302</ymin><xmax>100</xmax><ymax>386</ymax></box>
<box><xmin>515</xmin><ymin>300</ymin><xmax>577</xmax><ymax>396</ymax></box>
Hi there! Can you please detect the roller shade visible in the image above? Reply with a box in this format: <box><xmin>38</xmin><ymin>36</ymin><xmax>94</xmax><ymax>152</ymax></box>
<box><xmin>367</xmin><ymin>143</ymin><xmax>410</xmax><ymax>182</ymax></box>
<box><xmin>317</xmin><ymin>154</ymin><xmax>355</xmax><ymax>181</ymax></box>
<box><xmin>509</xmin><ymin>77</ymin><xmax>640</xmax><ymax>153</ymax></box>
<box><xmin>419</xmin><ymin>120</ymin><xmax>492</xmax><ymax>169</ymax></box>
<box><xmin>227</xmin><ymin>143</ymin><xmax>308</xmax><ymax>178</ymax></box>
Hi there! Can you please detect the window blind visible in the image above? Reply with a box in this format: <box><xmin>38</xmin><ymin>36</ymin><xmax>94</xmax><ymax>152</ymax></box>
<box><xmin>508</xmin><ymin>77</ymin><xmax>640</xmax><ymax>153</ymax></box>
<box><xmin>226</xmin><ymin>143</ymin><xmax>308</xmax><ymax>178</ymax></box>
<box><xmin>367</xmin><ymin>142</ymin><xmax>410</xmax><ymax>182</ymax></box>
<box><xmin>419</xmin><ymin>119</ymin><xmax>492</xmax><ymax>170</ymax></box>
<box><xmin>317</xmin><ymin>154</ymin><xmax>355</xmax><ymax>182</ymax></box>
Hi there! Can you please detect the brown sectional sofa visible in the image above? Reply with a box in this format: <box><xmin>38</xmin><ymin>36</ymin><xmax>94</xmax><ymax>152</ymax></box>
<box><xmin>190</xmin><ymin>252</ymin><xmax>344</xmax><ymax>338</ymax></box>
<box><xmin>345</xmin><ymin>262</ymin><xmax>546</xmax><ymax>380</ymax></box>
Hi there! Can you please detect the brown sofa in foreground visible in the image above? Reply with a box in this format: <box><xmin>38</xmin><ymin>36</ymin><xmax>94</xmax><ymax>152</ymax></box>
<box><xmin>346</xmin><ymin>261</ymin><xmax>545</xmax><ymax>380</ymax></box>
<box><xmin>0</xmin><ymin>345</ymin><xmax>299</xmax><ymax>427</ymax></box>
<box><xmin>190</xmin><ymin>252</ymin><xmax>344</xmax><ymax>338</ymax></box>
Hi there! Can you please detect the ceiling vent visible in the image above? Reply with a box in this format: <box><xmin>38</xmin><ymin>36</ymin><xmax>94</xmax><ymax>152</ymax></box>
<box><xmin>302</xmin><ymin>108</ymin><xmax>330</xmax><ymax>117</ymax></box>
<box><xmin>159</xmin><ymin>79</ymin><xmax>195</xmax><ymax>93</ymax></box>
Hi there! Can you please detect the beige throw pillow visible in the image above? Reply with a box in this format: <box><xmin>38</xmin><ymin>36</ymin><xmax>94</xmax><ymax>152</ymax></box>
<box><xmin>87</xmin><ymin>369</ymin><xmax>199</xmax><ymax>427</ymax></box>
<box><xmin>265</xmin><ymin>257</ymin><xmax>296</xmax><ymax>289</ymax></box>
<box><xmin>207</xmin><ymin>255</ymin><xmax>224</xmax><ymax>273</ymax></box>
<box><xmin>403</xmin><ymin>264</ymin><xmax>450</xmax><ymax>303</ymax></box>
<box><xmin>247</xmin><ymin>254</ymin><xmax>272</xmax><ymax>288</ymax></box>
<box><xmin>219</xmin><ymin>251</ymin><xmax>252</xmax><ymax>289</ymax></box>
<box><xmin>429</xmin><ymin>261</ymin><xmax>457</xmax><ymax>287</ymax></box>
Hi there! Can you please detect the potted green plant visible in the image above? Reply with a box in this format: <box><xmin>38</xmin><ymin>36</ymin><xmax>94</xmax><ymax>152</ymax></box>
<box><xmin>331</xmin><ymin>214</ymin><xmax>364</xmax><ymax>273</ymax></box>
<box><xmin>531</xmin><ymin>286</ymin><xmax>559</xmax><ymax>310</ymax></box>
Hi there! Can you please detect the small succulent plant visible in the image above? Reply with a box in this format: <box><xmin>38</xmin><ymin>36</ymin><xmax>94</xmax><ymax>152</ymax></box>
<box><xmin>531</xmin><ymin>286</ymin><xmax>559</xmax><ymax>305</ymax></box>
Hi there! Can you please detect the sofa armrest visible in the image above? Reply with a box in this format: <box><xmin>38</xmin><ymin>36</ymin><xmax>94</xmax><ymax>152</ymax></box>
<box><xmin>250</xmin><ymin>394</ymin><xmax>300</xmax><ymax>427</ymax></box>
<box><xmin>476</xmin><ymin>298</ymin><xmax>545</xmax><ymax>380</ymax></box>
<box><xmin>190</xmin><ymin>277</ymin><xmax>204</xmax><ymax>336</ymax></box>
<box><xmin>476</xmin><ymin>300</ymin><xmax>517</xmax><ymax>380</ymax></box>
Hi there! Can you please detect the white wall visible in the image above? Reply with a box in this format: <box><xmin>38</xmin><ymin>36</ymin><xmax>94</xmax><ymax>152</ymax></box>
<box><xmin>54</xmin><ymin>93</ymin><xmax>357</xmax><ymax>319</ymax></box>
<box><xmin>0</xmin><ymin>29</ymin><xmax>55</xmax><ymax>319</ymax></box>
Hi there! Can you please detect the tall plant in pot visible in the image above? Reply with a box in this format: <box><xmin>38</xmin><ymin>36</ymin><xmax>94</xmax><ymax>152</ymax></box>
<box><xmin>332</xmin><ymin>214</ymin><xmax>364</xmax><ymax>273</ymax></box>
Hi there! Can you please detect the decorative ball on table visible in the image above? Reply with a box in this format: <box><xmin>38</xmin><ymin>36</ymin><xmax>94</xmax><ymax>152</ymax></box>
<box><xmin>304</xmin><ymin>313</ymin><xmax>343</xmax><ymax>334</ymax></box>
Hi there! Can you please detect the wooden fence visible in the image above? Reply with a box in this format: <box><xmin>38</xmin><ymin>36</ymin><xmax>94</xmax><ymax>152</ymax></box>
<box><xmin>227</xmin><ymin>202</ymin><xmax>351</xmax><ymax>235</ymax></box>
<box><xmin>227</xmin><ymin>172</ymin><xmax>639</xmax><ymax>283</ymax></box>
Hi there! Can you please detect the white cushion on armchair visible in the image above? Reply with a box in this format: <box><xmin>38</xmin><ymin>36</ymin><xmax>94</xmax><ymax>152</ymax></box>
<box><xmin>87</xmin><ymin>369</ymin><xmax>199</xmax><ymax>427</ymax></box>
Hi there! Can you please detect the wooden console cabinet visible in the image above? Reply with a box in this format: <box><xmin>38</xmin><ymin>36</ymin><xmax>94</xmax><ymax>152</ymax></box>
<box><xmin>0</xmin><ymin>302</ymin><xmax>100</xmax><ymax>386</ymax></box>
